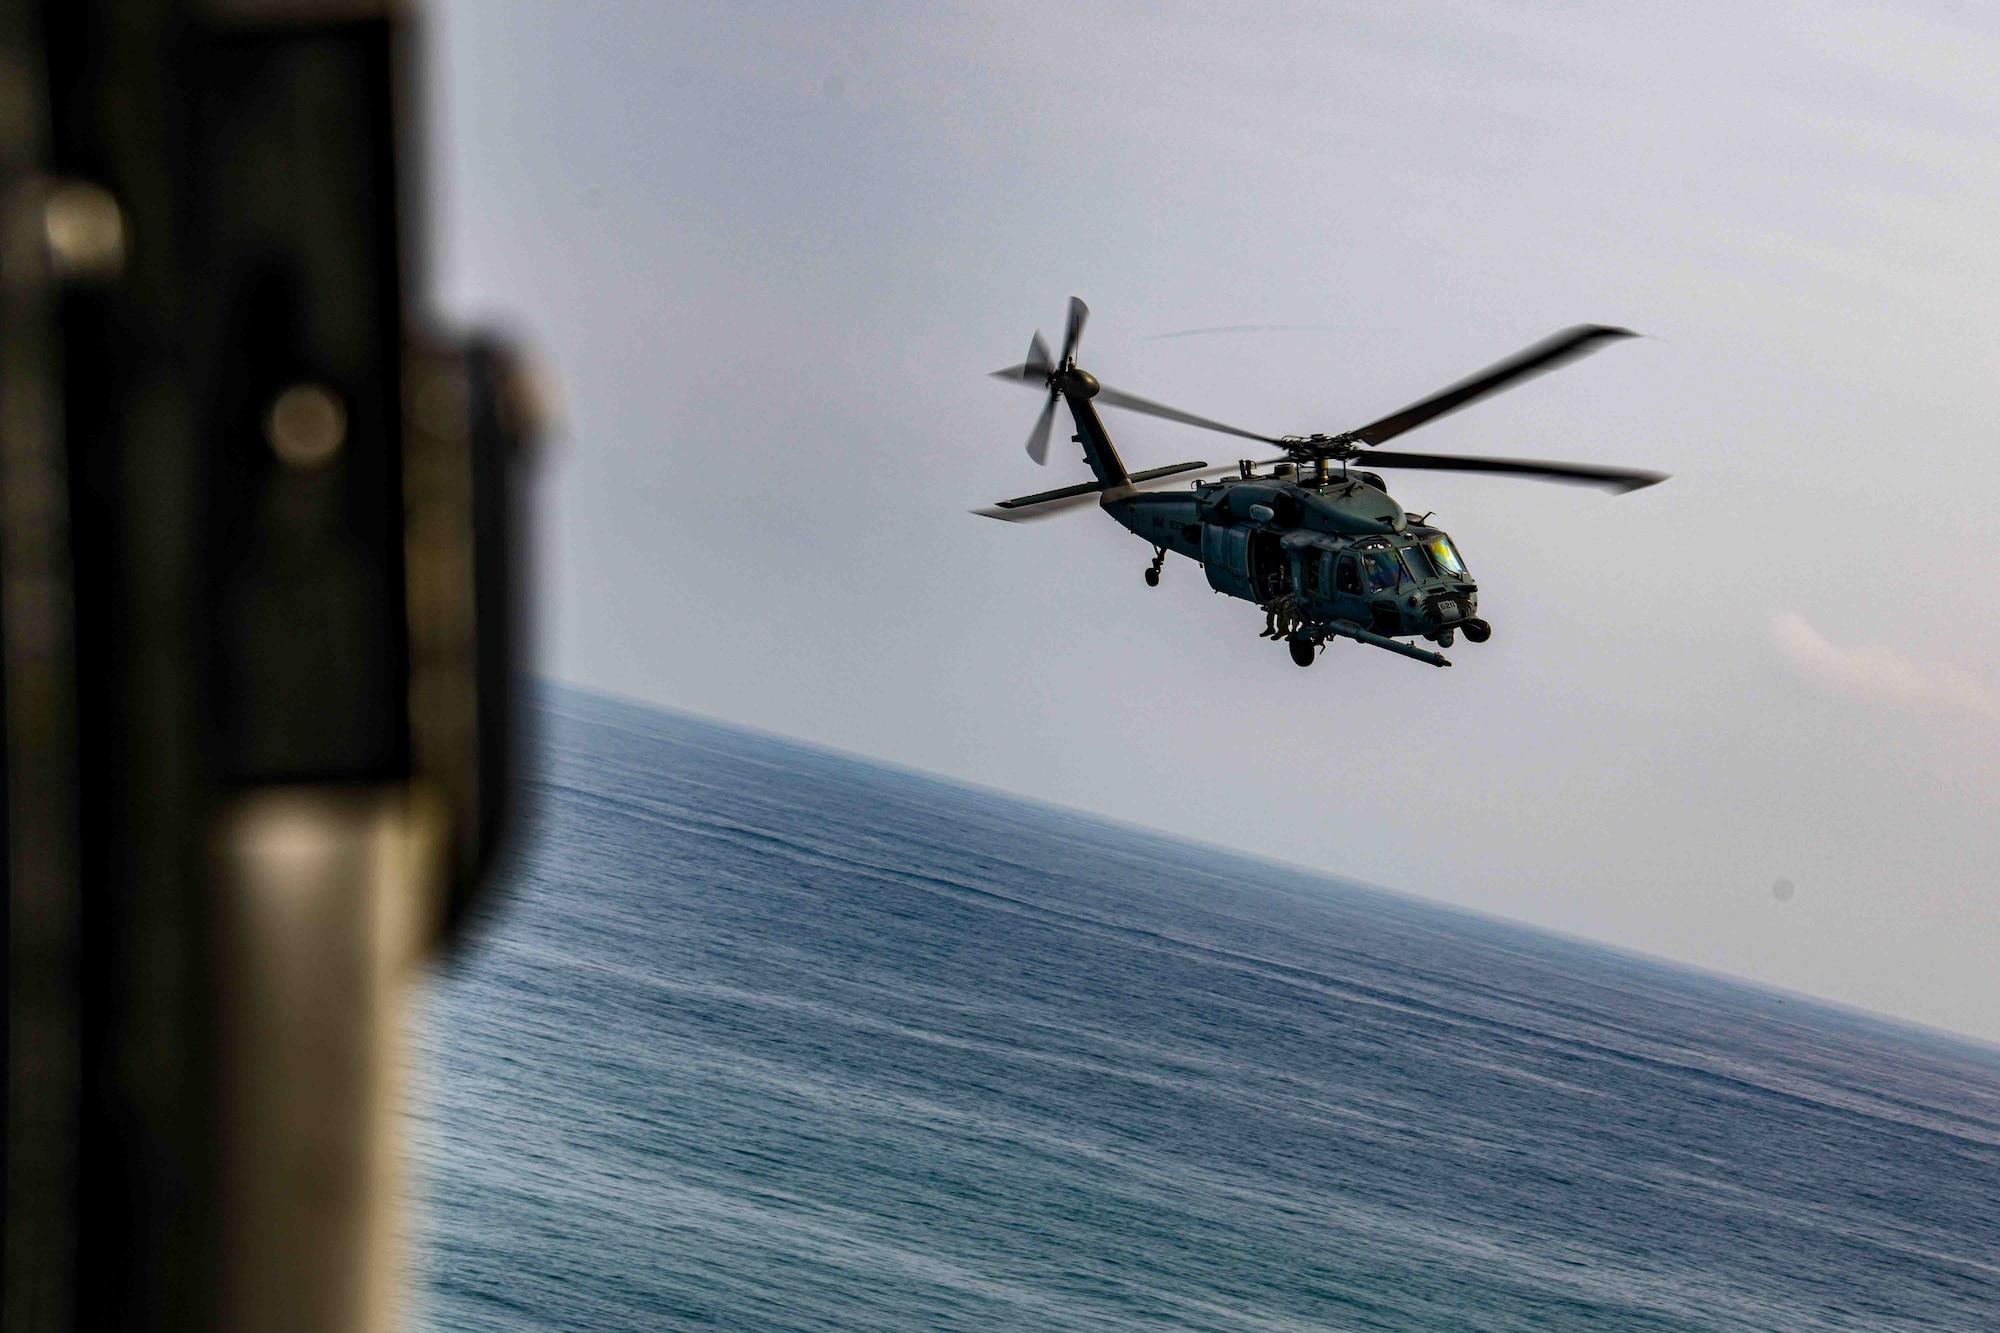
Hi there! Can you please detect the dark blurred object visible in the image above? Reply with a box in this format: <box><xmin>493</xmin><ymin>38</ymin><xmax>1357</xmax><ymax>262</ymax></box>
<box><xmin>0</xmin><ymin>2</ymin><xmax>533</xmax><ymax>1328</ymax></box>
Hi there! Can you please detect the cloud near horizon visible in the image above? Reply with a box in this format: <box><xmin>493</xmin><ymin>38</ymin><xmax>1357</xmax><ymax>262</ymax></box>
<box><xmin>1771</xmin><ymin>612</ymin><xmax>2000</xmax><ymax>724</ymax></box>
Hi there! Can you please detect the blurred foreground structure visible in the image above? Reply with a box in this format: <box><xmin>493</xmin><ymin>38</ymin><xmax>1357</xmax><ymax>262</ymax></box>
<box><xmin>0</xmin><ymin>1</ymin><xmax>530</xmax><ymax>1327</ymax></box>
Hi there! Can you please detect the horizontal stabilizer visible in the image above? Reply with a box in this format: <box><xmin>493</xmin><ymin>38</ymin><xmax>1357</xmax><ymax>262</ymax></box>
<box><xmin>974</xmin><ymin>461</ymin><xmax>1207</xmax><ymax>522</ymax></box>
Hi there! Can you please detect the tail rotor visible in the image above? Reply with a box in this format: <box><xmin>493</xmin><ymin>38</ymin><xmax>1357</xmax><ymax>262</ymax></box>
<box><xmin>1058</xmin><ymin>294</ymin><xmax>1088</xmax><ymax>368</ymax></box>
<box><xmin>1020</xmin><ymin>331</ymin><xmax>1056</xmax><ymax>463</ymax></box>
<box><xmin>998</xmin><ymin>297</ymin><xmax>1090</xmax><ymax>465</ymax></box>
<box><xmin>1024</xmin><ymin>385</ymin><xmax>1058</xmax><ymax>465</ymax></box>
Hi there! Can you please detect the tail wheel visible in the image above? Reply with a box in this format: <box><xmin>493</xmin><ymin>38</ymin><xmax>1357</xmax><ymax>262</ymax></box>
<box><xmin>1289</xmin><ymin>636</ymin><xmax>1316</xmax><ymax>668</ymax></box>
<box><xmin>1143</xmin><ymin>567</ymin><xmax>1160</xmax><ymax>587</ymax></box>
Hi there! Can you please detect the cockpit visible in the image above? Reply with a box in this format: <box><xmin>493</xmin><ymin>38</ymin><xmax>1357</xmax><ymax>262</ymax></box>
<box><xmin>1335</xmin><ymin>532</ymin><xmax>1472</xmax><ymax>600</ymax></box>
<box><xmin>1407</xmin><ymin>532</ymin><xmax>1468</xmax><ymax>582</ymax></box>
<box><xmin>1352</xmin><ymin>536</ymin><xmax>1469</xmax><ymax>593</ymax></box>
<box><xmin>1362</xmin><ymin>549</ymin><xmax>1406</xmax><ymax>594</ymax></box>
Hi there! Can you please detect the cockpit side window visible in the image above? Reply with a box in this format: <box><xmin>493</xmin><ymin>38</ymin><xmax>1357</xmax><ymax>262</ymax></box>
<box><xmin>1336</xmin><ymin>554</ymin><xmax>1361</xmax><ymax>595</ymax></box>
<box><xmin>1364</xmin><ymin>550</ymin><xmax>1403</xmax><ymax>594</ymax></box>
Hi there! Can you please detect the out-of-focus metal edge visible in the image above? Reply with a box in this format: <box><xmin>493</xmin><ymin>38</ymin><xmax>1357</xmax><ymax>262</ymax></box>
<box><xmin>0</xmin><ymin>41</ymin><xmax>82</xmax><ymax>1332</ymax></box>
<box><xmin>211</xmin><ymin>785</ymin><xmax>448</xmax><ymax>1333</ymax></box>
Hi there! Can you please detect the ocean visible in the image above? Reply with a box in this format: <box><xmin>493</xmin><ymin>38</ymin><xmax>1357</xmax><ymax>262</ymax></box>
<box><xmin>411</xmin><ymin>686</ymin><xmax>2000</xmax><ymax>1331</ymax></box>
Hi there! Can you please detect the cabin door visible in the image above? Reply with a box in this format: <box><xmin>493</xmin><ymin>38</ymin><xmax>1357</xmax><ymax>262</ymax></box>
<box><xmin>1248</xmin><ymin>532</ymin><xmax>1289</xmax><ymax>603</ymax></box>
<box><xmin>1333</xmin><ymin>553</ymin><xmax>1366</xmax><ymax>619</ymax></box>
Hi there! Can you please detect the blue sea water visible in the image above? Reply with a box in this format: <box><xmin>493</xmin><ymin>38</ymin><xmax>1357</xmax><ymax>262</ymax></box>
<box><xmin>412</xmin><ymin>687</ymin><xmax>2000</xmax><ymax>1331</ymax></box>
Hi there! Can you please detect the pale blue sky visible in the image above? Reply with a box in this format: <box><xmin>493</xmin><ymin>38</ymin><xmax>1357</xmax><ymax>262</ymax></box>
<box><xmin>427</xmin><ymin>1</ymin><xmax>2000</xmax><ymax>1039</ymax></box>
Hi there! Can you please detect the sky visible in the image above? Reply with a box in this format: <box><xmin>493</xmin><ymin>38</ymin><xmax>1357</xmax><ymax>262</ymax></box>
<box><xmin>424</xmin><ymin>1</ymin><xmax>2000</xmax><ymax>1041</ymax></box>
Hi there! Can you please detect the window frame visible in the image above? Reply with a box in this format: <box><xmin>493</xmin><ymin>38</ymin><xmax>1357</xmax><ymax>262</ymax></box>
<box><xmin>1335</xmin><ymin>554</ymin><xmax>1361</xmax><ymax>595</ymax></box>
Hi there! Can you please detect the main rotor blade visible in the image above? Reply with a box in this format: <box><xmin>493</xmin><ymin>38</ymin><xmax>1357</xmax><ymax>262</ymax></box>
<box><xmin>1024</xmin><ymin>390</ymin><xmax>1058</xmax><ymax>465</ymax></box>
<box><xmin>1094</xmin><ymin>385</ymin><xmax>1285</xmax><ymax>447</ymax></box>
<box><xmin>1345</xmin><ymin>324</ymin><xmax>1636</xmax><ymax>447</ymax></box>
<box><xmin>1168</xmin><ymin>457</ymin><xmax>1290</xmax><ymax>481</ymax></box>
<box><xmin>976</xmin><ymin>446</ymin><xmax>1660</xmax><ymax>525</ymax></box>
<box><xmin>1361</xmin><ymin>449</ymin><xmax>1667</xmax><ymax>493</ymax></box>
<box><xmin>1138</xmin><ymin>323</ymin><xmax>1396</xmax><ymax>342</ymax></box>
<box><xmin>1060</xmin><ymin>296</ymin><xmax>1088</xmax><ymax>366</ymax></box>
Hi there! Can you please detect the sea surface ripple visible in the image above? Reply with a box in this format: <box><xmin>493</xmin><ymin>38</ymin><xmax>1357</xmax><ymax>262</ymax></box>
<box><xmin>413</xmin><ymin>687</ymin><xmax>2000</xmax><ymax>1331</ymax></box>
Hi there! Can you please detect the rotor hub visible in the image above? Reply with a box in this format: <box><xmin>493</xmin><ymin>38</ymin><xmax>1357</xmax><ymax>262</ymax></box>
<box><xmin>1279</xmin><ymin>433</ymin><xmax>1361</xmax><ymax>461</ymax></box>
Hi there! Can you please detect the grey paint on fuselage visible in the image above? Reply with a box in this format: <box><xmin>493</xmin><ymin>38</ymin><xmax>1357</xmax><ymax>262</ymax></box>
<box><xmin>1102</xmin><ymin>476</ymin><xmax>1479</xmax><ymax>641</ymax></box>
<box><xmin>1057</xmin><ymin>375</ymin><xmax>1476</xmax><ymax>642</ymax></box>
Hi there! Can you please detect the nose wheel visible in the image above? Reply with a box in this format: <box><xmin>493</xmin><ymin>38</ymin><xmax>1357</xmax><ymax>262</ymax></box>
<box><xmin>1144</xmin><ymin>547</ymin><xmax>1165</xmax><ymax>587</ymax></box>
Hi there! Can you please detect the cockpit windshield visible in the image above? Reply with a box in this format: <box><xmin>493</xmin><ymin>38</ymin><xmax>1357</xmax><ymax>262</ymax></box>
<box><xmin>1421</xmin><ymin>533</ymin><xmax>1467</xmax><ymax>579</ymax></box>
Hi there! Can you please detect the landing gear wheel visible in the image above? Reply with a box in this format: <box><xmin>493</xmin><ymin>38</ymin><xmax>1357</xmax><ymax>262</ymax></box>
<box><xmin>1143</xmin><ymin>567</ymin><xmax>1160</xmax><ymax>587</ymax></box>
<box><xmin>1289</xmin><ymin>636</ymin><xmax>1316</xmax><ymax>668</ymax></box>
<box><xmin>1144</xmin><ymin>547</ymin><xmax>1165</xmax><ymax>587</ymax></box>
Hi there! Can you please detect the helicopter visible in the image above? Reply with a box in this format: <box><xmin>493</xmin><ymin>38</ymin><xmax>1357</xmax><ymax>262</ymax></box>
<box><xmin>978</xmin><ymin>298</ymin><xmax>1667</xmax><ymax>668</ymax></box>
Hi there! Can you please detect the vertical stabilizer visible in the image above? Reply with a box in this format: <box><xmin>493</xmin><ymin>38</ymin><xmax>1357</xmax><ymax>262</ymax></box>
<box><xmin>1058</xmin><ymin>388</ymin><xmax>1129</xmax><ymax>489</ymax></box>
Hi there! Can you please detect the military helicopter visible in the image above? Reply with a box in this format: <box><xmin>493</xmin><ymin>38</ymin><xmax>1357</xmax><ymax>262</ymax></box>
<box><xmin>979</xmin><ymin>298</ymin><xmax>1666</xmax><ymax>668</ymax></box>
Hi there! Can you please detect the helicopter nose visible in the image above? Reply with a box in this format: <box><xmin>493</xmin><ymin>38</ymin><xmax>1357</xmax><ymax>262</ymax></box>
<box><xmin>1063</xmin><ymin>368</ymin><xmax>1100</xmax><ymax>398</ymax></box>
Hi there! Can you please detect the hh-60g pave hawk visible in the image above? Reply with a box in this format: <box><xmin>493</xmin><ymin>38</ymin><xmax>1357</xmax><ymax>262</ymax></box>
<box><xmin>978</xmin><ymin>298</ymin><xmax>1667</xmax><ymax>668</ymax></box>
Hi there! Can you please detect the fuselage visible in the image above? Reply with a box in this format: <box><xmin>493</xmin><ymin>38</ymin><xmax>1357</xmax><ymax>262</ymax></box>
<box><xmin>1104</xmin><ymin>470</ymin><xmax>1479</xmax><ymax>642</ymax></box>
